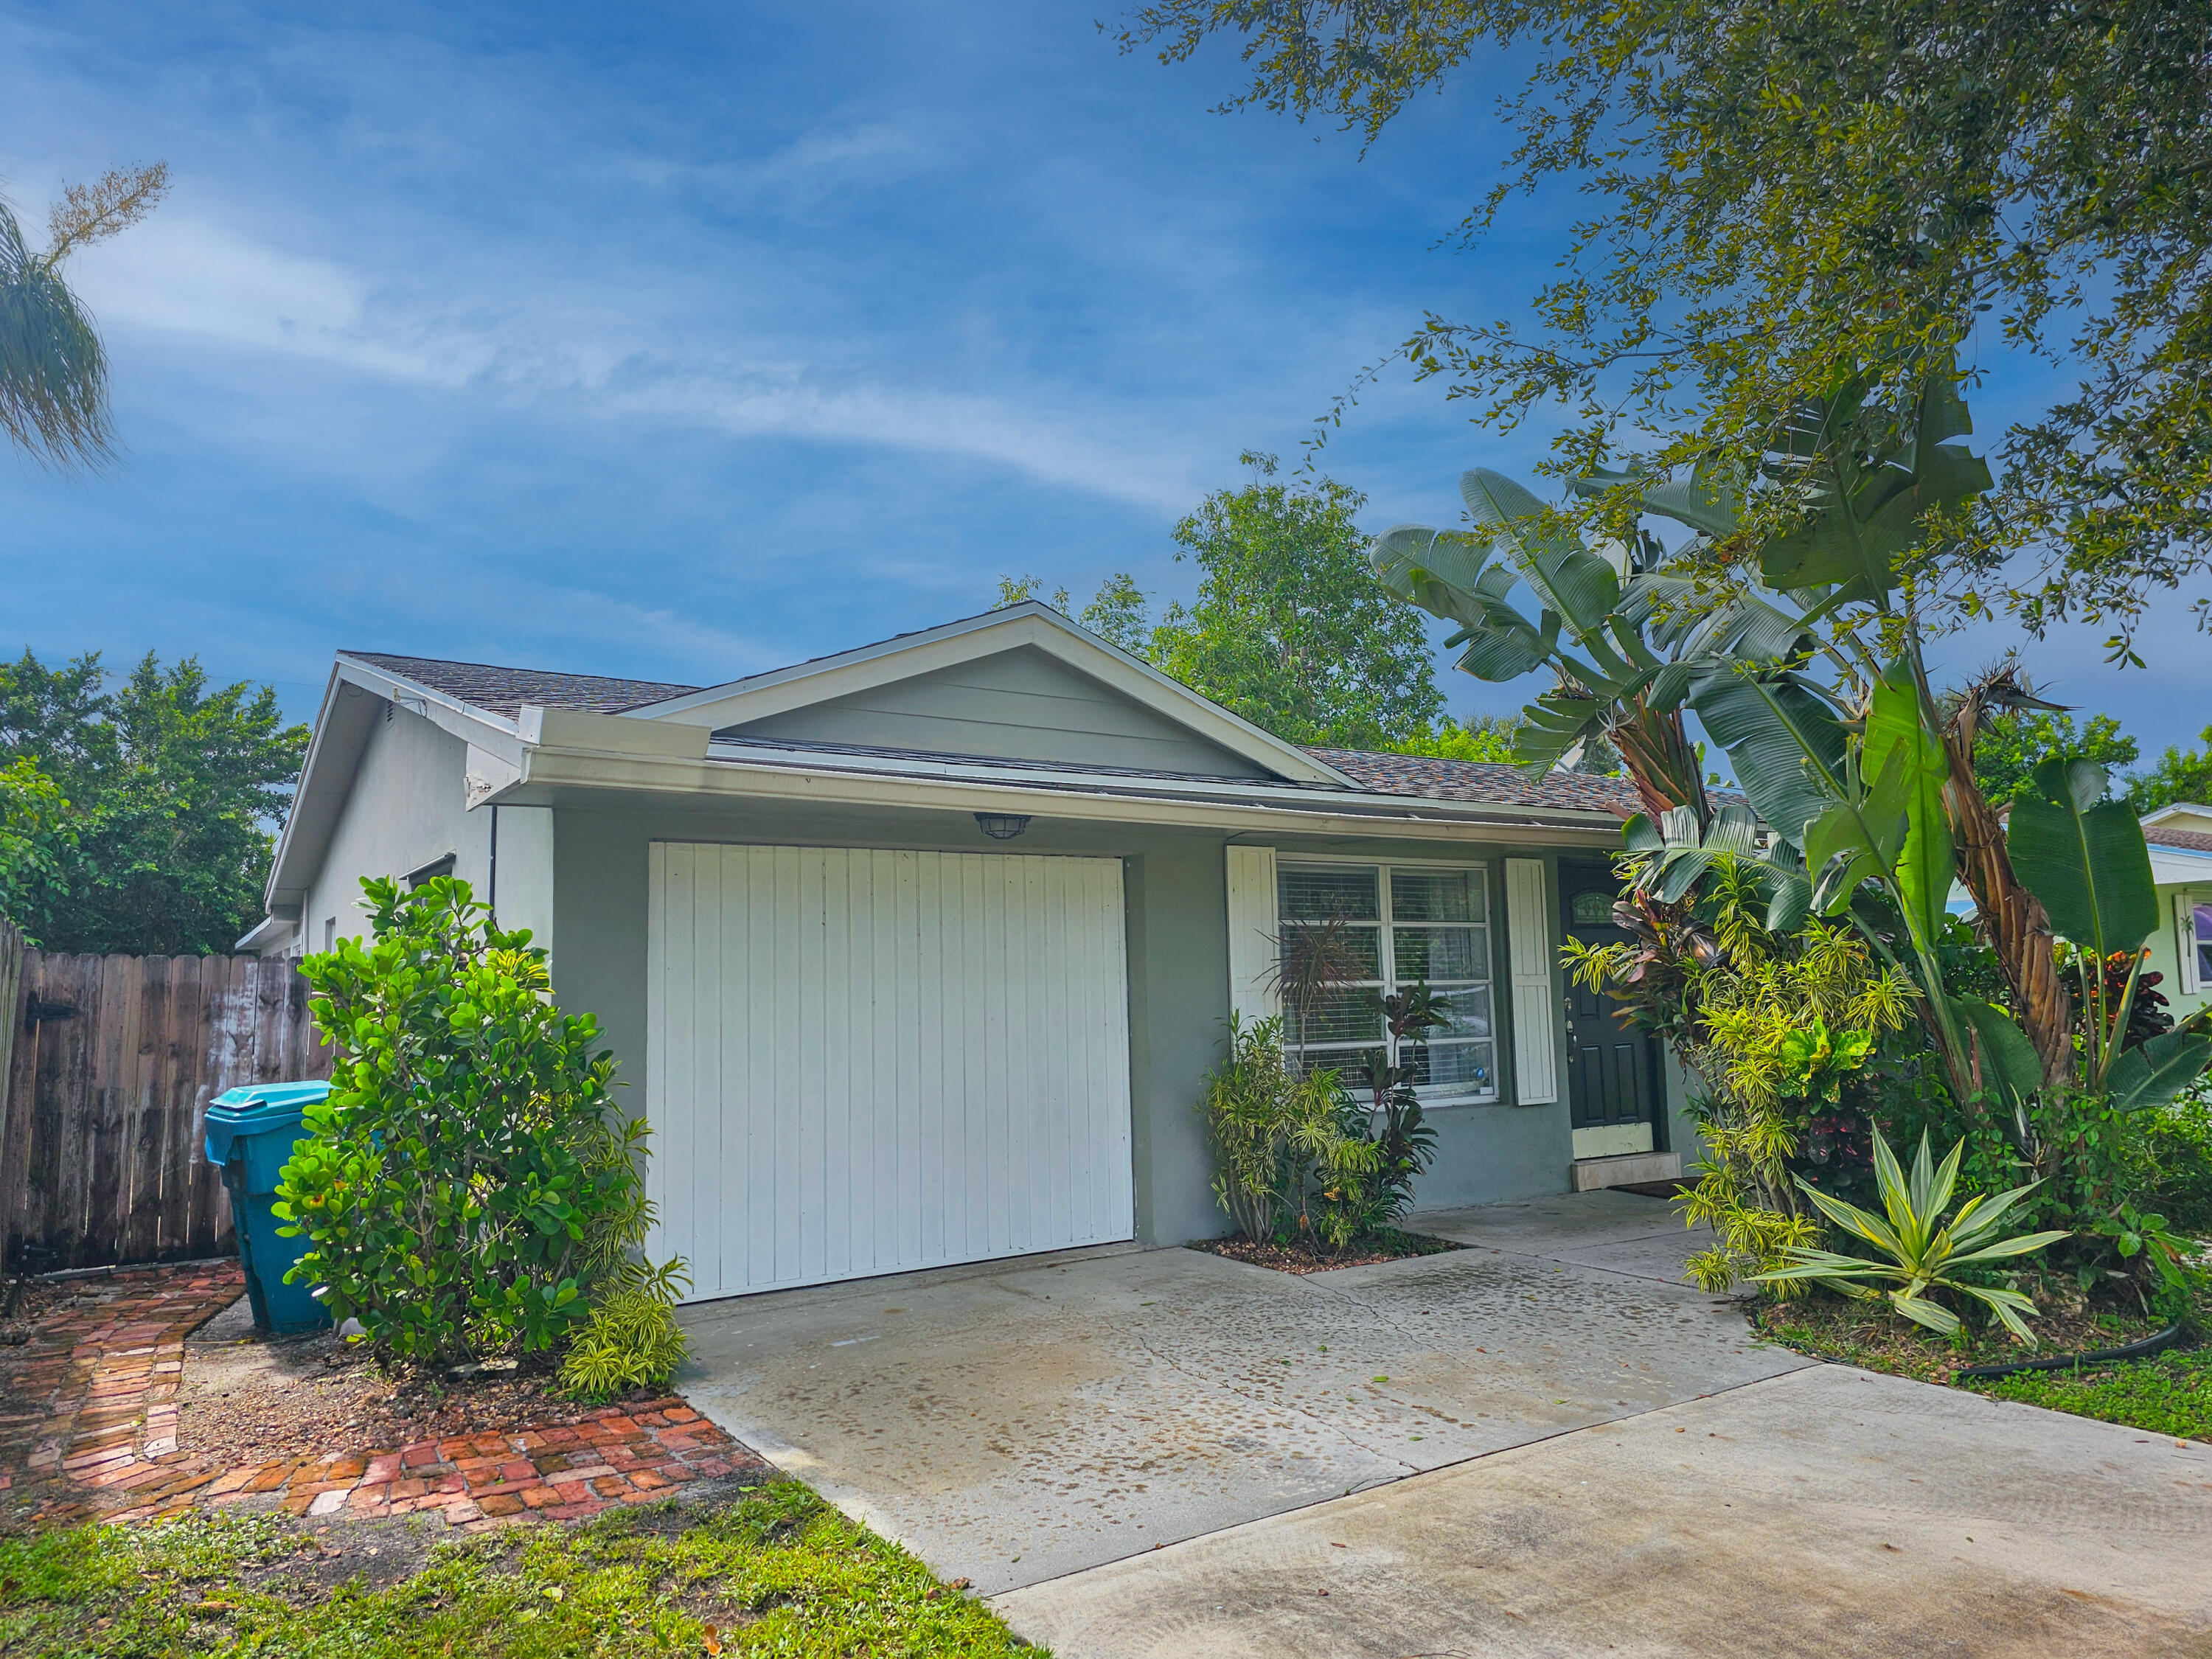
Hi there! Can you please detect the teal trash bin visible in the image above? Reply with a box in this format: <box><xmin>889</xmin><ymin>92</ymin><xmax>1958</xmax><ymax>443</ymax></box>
<box><xmin>204</xmin><ymin>1082</ymin><xmax>333</xmax><ymax>1335</ymax></box>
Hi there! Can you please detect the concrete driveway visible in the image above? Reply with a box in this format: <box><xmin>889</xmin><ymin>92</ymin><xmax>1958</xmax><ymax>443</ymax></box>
<box><xmin>676</xmin><ymin>1192</ymin><xmax>1809</xmax><ymax>1594</ymax></box>
<box><xmin>680</xmin><ymin>1191</ymin><xmax>2212</xmax><ymax>1652</ymax></box>
<box><xmin>998</xmin><ymin>1364</ymin><xmax>2212</xmax><ymax>1658</ymax></box>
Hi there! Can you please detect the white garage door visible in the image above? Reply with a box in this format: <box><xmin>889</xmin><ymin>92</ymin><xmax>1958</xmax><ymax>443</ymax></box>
<box><xmin>647</xmin><ymin>843</ymin><xmax>1135</xmax><ymax>1301</ymax></box>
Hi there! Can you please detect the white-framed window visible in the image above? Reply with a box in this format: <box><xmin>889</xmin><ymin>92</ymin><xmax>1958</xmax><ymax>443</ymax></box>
<box><xmin>1276</xmin><ymin>858</ymin><xmax>1498</xmax><ymax>1103</ymax></box>
<box><xmin>2196</xmin><ymin>901</ymin><xmax>2212</xmax><ymax>987</ymax></box>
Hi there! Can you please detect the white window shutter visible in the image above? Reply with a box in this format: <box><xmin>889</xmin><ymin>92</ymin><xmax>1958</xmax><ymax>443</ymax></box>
<box><xmin>1225</xmin><ymin>845</ymin><xmax>1280</xmax><ymax>1023</ymax></box>
<box><xmin>1504</xmin><ymin>857</ymin><xmax>1558</xmax><ymax>1105</ymax></box>
<box><xmin>2180</xmin><ymin>893</ymin><xmax>2204</xmax><ymax>998</ymax></box>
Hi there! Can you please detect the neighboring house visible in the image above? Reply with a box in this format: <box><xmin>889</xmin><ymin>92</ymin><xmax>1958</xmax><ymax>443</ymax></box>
<box><xmin>2145</xmin><ymin>804</ymin><xmax>2212</xmax><ymax>1023</ymax></box>
<box><xmin>239</xmin><ymin>604</ymin><xmax>1692</xmax><ymax>1304</ymax></box>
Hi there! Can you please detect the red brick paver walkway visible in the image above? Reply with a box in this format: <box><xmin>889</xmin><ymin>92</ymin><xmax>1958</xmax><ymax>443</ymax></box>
<box><xmin>1</xmin><ymin>1262</ymin><xmax>768</xmax><ymax>1532</ymax></box>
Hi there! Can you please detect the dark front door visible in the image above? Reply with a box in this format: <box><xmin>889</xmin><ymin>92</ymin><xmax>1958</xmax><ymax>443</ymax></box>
<box><xmin>1559</xmin><ymin>865</ymin><xmax>1663</xmax><ymax>1156</ymax></box>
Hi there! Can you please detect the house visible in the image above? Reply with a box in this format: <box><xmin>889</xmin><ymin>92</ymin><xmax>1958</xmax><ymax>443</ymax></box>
<box><xmin>239</xmin><ymin>604</ymin><xmax>1693</xmax><ymax>1303</ymax></box>
<box><xmin>2145</xmin><ymin>804</ymin><xmax>2212</xmax><ymax>1022</ymax></box>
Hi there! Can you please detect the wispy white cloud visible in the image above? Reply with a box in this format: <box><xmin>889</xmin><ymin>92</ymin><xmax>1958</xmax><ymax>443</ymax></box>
<box><xmin>65</xmin><ymin>206</ymin><xmax>1196</xmax><ymax>512</ymax></box>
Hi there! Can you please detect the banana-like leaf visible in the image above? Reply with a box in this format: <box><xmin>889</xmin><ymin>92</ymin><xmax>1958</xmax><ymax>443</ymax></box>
<box><xmin>1758</xmin><ymin>366</ymin><xmax>1992</xmax><ymax>613</ymax></box>
<box><xmin>1863</xmin><ymin>661</ymin><xmax>1955</xmax><ymax>952</ymax></box>
<box><xmin>2103</xmin><ymin>1029</ymin><xmax>2212</xmax><ymax>1113</ymax></box>
<box><xmin>1373</xmin><ymin>524</ymin><xmax>1559</xmax><ymax>684</ymax></box>
<box><xmin>1689</xmin><ymin>669</ymin><xmax>1847</xmax><ymax>848</ymax></box>
<box><xmin>1949</xmin><ymin>998</ymin><xmax>2043</xmax><ymax>1107</ymax></box>
<box><xmin>1461</xmin><ymin>467</ymin><xmax>1621</xmax><ymax>641</ymax></box>
<box><xmin>2007</xmin><ymin>757</ymin><xmax>2161</xmax><ymax>957</ymax></box>
<box><xmin>1512</xmin><ymin>693</ymin><xmax>1602</xmax><ymax>772</ymax></box>
<box><xmin>1764</xmin><ymin>866</ymin><xmax>1814</xmax><ymax>933</ymax></box>
<box><xmin>1623</xmin><ymin>801</ymin><xmax>1767</xmax><ymax>903</ymax></box>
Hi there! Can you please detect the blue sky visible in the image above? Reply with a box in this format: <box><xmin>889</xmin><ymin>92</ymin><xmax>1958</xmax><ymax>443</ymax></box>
<box><xmin>5</xmin><ymin>0</ymin><xmax>2207</xmax><ymax>759</ymax></box>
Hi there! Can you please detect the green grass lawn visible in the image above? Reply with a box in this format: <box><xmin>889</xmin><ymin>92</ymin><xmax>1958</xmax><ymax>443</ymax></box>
<box><xmin>0</xmin><ymin>1482</ymin><xmax>1040</xmax><ymax>1658</ymax></box>
<box><xmin>1964</xmin><ymin>1346</ymin><xmax>2212</xmax><ymax>1441</ymax></box>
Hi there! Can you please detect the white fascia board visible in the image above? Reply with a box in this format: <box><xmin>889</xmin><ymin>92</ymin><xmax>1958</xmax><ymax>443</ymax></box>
<box><xmin>264</xmin><ymin>656</ymin><xmax>532</xmax><ymax>913</ymax></box>
<box><xmin>333</xmin><ymin>654</ymin><xmax>527</xmax><ymax>762</ymax></box>
<box><xmin>698</xmin><ymin>736</ymin><xmax>1610</xmax><ymax>822</ymax></box>
<box><xmin>2152</xmin><ymin>846</ymin><xmax>2212</xmax><ymax>886</ymax></box>
<box><xmin>263</xmin><ymin>664</ymin><xmax>361</xmax><ymax>909</ymax></box>
<box><xmin>504</xmin><ymin>744</ymin><xmax>1626</xmax><ymax>847</ymax></box>
<box><xmin>613</xmin><ymin>603</ymin><xmax>1357</xmax><ymax>789</ymax></box>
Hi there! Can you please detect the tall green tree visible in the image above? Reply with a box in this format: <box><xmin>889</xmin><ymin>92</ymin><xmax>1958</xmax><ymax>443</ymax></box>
<box><xmin>0</xmin><ymin>649</ymin><xmax>308</xmax><ymax>954</ymax></box>
<box><xmin>1</xmin><ymin>163</ymin><xmax>168</xmax><ymax>469</ymax></box>
<box><xmin>998</xmin><ymin>455</ymin><xmax>1445</xmax><ymax>749</ymax></box>
<box><xmin>2128</xmin><ymin>726</ymin><xmax>2212</xmax><ymax>815</ymax></box>
<box><xmin>1970</xmin><ymin>704</ymin><xmax>2138</xmax><ymax>807</ymax></box>
<box><xmin>1152</xmin><ymin>456</ymin><xmax>1444</xmax><ymax>747</ymax></box>
<box><xmin>1117</xmin><ymin>1</ymin><xmax>2212</xmax><ymax>662</ymax></box>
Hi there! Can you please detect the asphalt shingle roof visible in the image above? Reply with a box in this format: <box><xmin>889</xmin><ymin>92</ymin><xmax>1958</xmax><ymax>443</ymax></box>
<box><xmin>342</xmin><ymin>650</ymin><xmax>1644</xmax><ymax>816</ymax></box>
<box><xmin>346</xmin><ymin>653</ymin><xmax>703</xmax><ymax>719</ymax></box>
<box><xmin>1307</xmin><ymin>748</ymin><xmax>1644</xmax><ymax>816</ymax></box>
<box><xmin>2149</xmin><ymin>825</ymin><xmax>2212</xmax><ymax>855</ymax></box>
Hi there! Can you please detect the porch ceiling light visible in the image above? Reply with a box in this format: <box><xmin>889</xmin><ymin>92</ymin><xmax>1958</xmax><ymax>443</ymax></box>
<box><xmin>974</xmin><ymin>812</ymin><xmax>1033</xmax><ymax>841</ymax></box>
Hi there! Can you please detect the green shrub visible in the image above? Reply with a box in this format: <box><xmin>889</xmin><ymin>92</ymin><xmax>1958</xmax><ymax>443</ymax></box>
<box><xmin>278</xmin><ymin>876</ymin><xmax>685</xmax><ymax>1369</ymax></box>
<box><xmin>559</xmin><ymin>1265</ymin><xmax>691</xmax><ymax>1400</ymax></box>
<box><xmin>1196</xmin><ymin>1012</ymin><xmax>1441</xmax><ymax>1251</ymax></box>
<box><xmin>2148</xmin><ymin>1085</ymin><xmax>2212</xmax><ymax>1237</ymax></box>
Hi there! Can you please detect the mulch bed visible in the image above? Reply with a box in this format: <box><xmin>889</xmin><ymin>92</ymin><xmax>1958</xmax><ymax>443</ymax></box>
<box><xmin>0</xmin><ymin>1260</ymin><xmax>771</xmax><ymax>1535</ymax></box>
<box><xmin>1756</xmin><ymin>1289</ymin><xmax>2174</xmax><ymax>1385</ymax></box>
<box><xmin>1192</xmin><ymin>1228</ymin><xmax>1462</xmax><ymax>1274</ymax></box>
<box><xmin>178</xmin><ymin>1296</ymin><xmax>672</xmax><ymax>1470</ymax></box>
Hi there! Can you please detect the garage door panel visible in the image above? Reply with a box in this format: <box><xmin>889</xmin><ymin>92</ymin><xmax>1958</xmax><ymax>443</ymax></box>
<box><xmin>649</xmin><ymin>843</ymin><xmax>1133</xmax><ymax>1299</ymax></box>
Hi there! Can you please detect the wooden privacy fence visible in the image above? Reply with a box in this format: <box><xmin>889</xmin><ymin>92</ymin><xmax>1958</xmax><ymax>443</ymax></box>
<box><xmin>0</xmin><ymin>942</ymin><xmax>332</xmax><ymax>1271</ymax></box>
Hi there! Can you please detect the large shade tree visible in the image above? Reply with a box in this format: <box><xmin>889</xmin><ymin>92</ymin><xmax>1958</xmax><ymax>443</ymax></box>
<box><xmin>1116</xmin><ymin>0</ymin><xmax>2212</xmax><ymax>663</ymax></box>
<box><xmin>0</xmin><ymin>650</ymin><xmax>307</xmax><ymax>954</ymax></box>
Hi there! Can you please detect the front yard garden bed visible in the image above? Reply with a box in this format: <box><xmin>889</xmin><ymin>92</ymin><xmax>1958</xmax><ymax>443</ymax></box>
<box><xmin>1756</xmin><ymin>1293</ymin><xmax>2210</xmax><ymax>1442</ymax></box>
<box><xmin>178</xmin><ymin>1295</ymin><xmax>669</xmax><ymax>1472</ymax></box>
<box><xmin>1755</xmin><ymin>1292</ymin><xmax>2176</xmax><ymax>1385</ymax></box>
<box><xmin>1191</xmin><ymin>1228</ymin><xmax>1461</xmax><ymax>1274</ymax></box>
<box><xmin>0</xmin><ymin>1484</ymin><xmax>1038</xmax><ymax>1658</ymax></box>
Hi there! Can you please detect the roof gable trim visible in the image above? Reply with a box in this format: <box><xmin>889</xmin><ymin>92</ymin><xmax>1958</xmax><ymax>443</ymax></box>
<box><xmin>618</xmin><ymin>605</ymin><xmax>1356</xmax><ymax>788</ymax></box>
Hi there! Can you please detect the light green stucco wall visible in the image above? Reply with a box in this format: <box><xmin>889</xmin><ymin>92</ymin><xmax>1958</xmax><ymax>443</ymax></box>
<box><xmin>546</xmin><ymin>793</ymin><xmax>1686</xmax><ymax>1249</ymax></box>
<box><xmin>2152</xmin><ymin>877</ymin><xmax>2212</xmax><ymax>1022</ymax></box>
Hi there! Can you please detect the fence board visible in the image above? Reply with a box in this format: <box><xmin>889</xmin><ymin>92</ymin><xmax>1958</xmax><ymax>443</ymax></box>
<box><xmin>80</xmin><ymin>956</ymin><xmax>133</xmax><ymax>1270</ymax></box>
<box><xmin>1</xmin><ymin>950</ymin><xmax>330</xmax><ymax>1269</ymax></box>
<box><xmin>120</xmin><ymin>960</ymin><xmax>174</xmax><ymax>1264</ymax></box>
<box><xmin>153</xmin><ymin>955</ymin><xmax>203</xmax><ymax>1262</ymax></box>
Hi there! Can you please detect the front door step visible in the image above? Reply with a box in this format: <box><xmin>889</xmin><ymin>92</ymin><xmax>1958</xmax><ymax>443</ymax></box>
<box><xmin>1571</xmin><ymin>1150</ymin><xmax>1683</xmax><ymax>1192</ymax></box>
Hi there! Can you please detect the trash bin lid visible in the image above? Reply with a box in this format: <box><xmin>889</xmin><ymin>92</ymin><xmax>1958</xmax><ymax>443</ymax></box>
<box><xmin>204</xmin><ymin>1081</ymin><xmax>333</xmax><ymax>1166</ymax></box>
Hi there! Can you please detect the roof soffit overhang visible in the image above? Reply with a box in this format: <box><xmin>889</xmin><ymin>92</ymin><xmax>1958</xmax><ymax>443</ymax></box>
<box><xmin>491</xmin><ymin>742</ymin><xmax>1627</xmax><ymax>848</ymax></box>
<box><xmin>611</xmin><ymin>604</ymin><xmax>1358</xmax><ymax>790</ymax></box>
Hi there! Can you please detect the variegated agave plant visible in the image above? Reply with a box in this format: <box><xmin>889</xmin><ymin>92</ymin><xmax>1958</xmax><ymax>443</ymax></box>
<box><xmin>1753</xmin><ymin>1130</ymin><xmax>2068</xmax><ymax>1343</ymax></box>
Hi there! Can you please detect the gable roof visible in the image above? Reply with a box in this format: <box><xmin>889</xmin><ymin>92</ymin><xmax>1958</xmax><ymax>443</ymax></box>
<box><xmin>333</xmin><ymin>643</ymin><xmax>1657</xmax><ymax>818</ymax></box>
<box><xmin>321</xmin><ymin>611</ymin><xmax>1681</xmax><ymax>836</ymax></box>
<box><xmin>621</xmin><ymin>603</ymin><xmax>1356</xmax><ymax>787</ymax></box>
<box><xmin>345</xmin><ymin>652</ymin><xmax>703</xmax><ymax>719</ymax></box>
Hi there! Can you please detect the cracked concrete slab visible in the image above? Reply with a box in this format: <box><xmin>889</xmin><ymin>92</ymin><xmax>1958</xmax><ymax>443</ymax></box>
<box><xmin>675</xmin><ymin>1194</ymin><xmax>1804</xmax><ymax>1594</ymax></box>
<box><xmin>994</xmin><ymin>1364</ymin><xmax>2212</xmax><ymax>1658</ymax></box>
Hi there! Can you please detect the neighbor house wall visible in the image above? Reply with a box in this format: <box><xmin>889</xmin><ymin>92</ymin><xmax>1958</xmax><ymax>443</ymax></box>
<box><xmin>2150</xmin><ymin>876</ymin><xmax>2212</xmax><ymax>1022</ymax></box>
<box><xmin>300</xmin><ymin>704</ymin><xmax>490</xmax><ymax>950</ymax></box>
